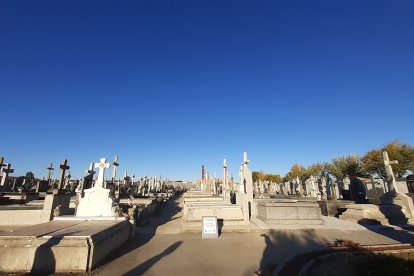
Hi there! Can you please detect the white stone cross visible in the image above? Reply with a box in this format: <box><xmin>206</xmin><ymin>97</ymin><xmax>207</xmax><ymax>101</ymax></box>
<box><xmin>383</xmin><ymin>151</ymin><xmax>399</xmax><ymax>193</ymax></box>
<box><xmin>94</xmin><ymin>158</ymin><xmax>110</xmax><ymax>188</ymax></box>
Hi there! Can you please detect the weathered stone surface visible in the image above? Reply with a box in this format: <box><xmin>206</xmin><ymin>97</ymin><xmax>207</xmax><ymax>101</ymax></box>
<box><xmin>76</xmin><ymin>186</ymin><xmax>114</xmax><ymax>217</ymax></box>
<box><xmin>0</xmin><ymin>220</ymin><xmax>132</xmax><ymax>273</ymax></box>
<box><xmin>256</xmin><ymin>201</ymin><xmax>324</xmax><ymax>225</ymax></box>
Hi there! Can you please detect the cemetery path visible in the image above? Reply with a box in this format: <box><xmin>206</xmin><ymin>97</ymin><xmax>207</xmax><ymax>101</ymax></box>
<box><xmin>95</xmin><ymin>197</ymin><xmax>411</xmax><ymax>276</ymax></box>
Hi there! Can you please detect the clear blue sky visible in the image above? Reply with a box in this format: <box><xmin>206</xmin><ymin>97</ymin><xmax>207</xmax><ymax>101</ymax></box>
<box><xmin>1</xmin><ymin>1</ymin><xmax>413</xmax><ymax>181</ymax></box>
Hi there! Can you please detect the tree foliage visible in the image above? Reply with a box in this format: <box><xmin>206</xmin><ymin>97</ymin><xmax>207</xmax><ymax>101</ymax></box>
<box><xmin>326</xmin><ymin>155</ymin><xmax>365</xmax><ymax>180</ymax></box>
<box><xmin>252</xmin><ymin>170</ymin><xmax>281</xmax><ymax>183</ymax></box>
<box><xmin>362</xmin><ymin>141</ymin><xmax>414</xmax><ymax>177</ymax></box>
<box><xmin>304</xmin><ymin>162</ymin><xmax>327</xmax><ymax>179</ymax></box>
<box><xmin>284</xmin><ymin>164</ymin><xmax>306</xmax><ymax>181</ymax></box>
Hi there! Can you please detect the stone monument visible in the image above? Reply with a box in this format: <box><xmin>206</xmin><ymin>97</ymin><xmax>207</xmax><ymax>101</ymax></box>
<box><xmin>76</xmin><ymin>158</ymin><xmax>115</xmax><ymax>217</ymax></box>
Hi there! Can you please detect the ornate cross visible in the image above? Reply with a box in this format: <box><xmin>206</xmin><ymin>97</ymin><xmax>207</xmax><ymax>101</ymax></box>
<box><xmin>383</xmin><ymin>151</ymin><xmax>399</xmax><ymax>193</ymax></box>
<box><xmin>94</xmin><ymin>158</ymin><xmax>110</xmax><ymax>188</ymax></box>
<box><xmin>47</xmin><ymin>163</ymin><xmax>54</xmax><ymax>181</ymax></box>
<box><xmin>58</xmin><ymin>159</ymin><xmax>70</xmax><ymax>189</ymax></box>
<box><xmin>0</xmin><ymin>163</ymin><xmax>14</xmax><ymax>186</ymax></box>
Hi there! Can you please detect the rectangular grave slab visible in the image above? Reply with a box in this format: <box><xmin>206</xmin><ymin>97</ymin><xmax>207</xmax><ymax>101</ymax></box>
<box><xmin>257</xmin><ymin>201</ymin><xmax>324</xmax><ymax>225</ymax></box>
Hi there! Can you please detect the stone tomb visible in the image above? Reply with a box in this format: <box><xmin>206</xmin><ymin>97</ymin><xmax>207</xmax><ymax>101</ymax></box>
<box><xmin>256</xmin><ymin>199</ymin><xmax>324</xmax><ymax>225</ymax></box>
<box><xmin>0</xmin><ymin>220</ymin><xmax>133</xmax><ymax>273</ymax></box>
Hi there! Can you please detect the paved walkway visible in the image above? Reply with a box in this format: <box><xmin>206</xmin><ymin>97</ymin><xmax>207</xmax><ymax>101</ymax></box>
<box><xmin>95</xmin><ymin>197</ymin><xmax>414</xmax><ymax>276</ymax></box>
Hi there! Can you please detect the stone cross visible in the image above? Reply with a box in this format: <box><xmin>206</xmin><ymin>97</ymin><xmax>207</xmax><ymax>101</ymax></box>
<box><xmin>47</xmin><ymin>163</ymin><xmax>54</xmax><ymax>181</ymax></box>
<box><xmin>223</xmin><ymin>158</ymin><xmax>228</xmax><ymax>192</ymax></box>
<box><xmin>0</xmin><ymin>163</ymin><xmax>14</xmax><ymax>186</ymax></box>
<box><xmin>112</xmin><ymin>155</ymin><xmax>119</xmax><ymax>182</ymax></box>
<box><xmin>58</xmin><ymin>159</ymin><xmax>70</xmax><ymax>189</ymax></box>
<box><xmin>0</xmin><ymin>157</ymin><xmax>5</xmax><ymax>171</ymax></box>
<box><xmin>383</xmin><ymin>151</ymin><xmax>399</xmax><ymax>193</ymax></box>
<box><xmin>87</xmin><ymin>163</ymin><xmax>95</xmax><ymax>175</ymax></box>
<box><xmin>94</xmin><ymin>158</ymin><xmax>110</xmax><ymax>188</ymax></box>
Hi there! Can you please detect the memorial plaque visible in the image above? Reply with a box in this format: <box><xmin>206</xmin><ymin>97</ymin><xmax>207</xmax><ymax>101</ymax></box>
<box><xmin>202</xmin><ymin>216</ymin><xmax>218</xmax><ymax>239</ymax></box>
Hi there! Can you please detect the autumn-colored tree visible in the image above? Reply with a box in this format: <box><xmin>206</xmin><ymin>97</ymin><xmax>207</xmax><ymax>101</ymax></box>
<box><xmin>362</xmin><ymin>141</ymin><xmax>414</xmax><ymax>177</ymax></box>
<box><xmin>303</xmin><ymin>162</ymin><xmax>327</xmax><ymax>179</ymax></box>
<box><xmin>252</xmin><ymin>171</ymin><xmax>281</xmax><ymax>183</ymax></box>
<box><xmin>284</xmin><ymin>163</ymin><xmax>306</xmax><ymax>181</ymax></box>
<box><xmin>252</xmin><ymin>171</ymin><xmax>266</xmax><ymax>182</ymax></box>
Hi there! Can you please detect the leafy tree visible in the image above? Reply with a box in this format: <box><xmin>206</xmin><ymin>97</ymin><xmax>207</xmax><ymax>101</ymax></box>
<box><xmin>326</xmin><ymin>155</ymin><xmax>365</xmax><ymax>180</ymax></box>
<box><xmin>252</xmin><ymin>171</ymin><xmax>266</xmax><ymax>182</ymax></box>
<box><xmin>303</xmin><ymin>162</ymin><xmax>327</xmax><ymax>179</ymax></box>
<box><xmin>285</xmin><ymin>163</ymin><xmax>306</xmax><ymax>181</ymax></box>
<box><xmin>362</xmin><ymin>141</ymin><xmax>414</xmax><ymax>177</ymax></box>
<box><xmin>253</xmin><ymin>171</ymin><xmax>281</xmax><ymax>183</ymax></box>
<box><xmin>25</xmin><ymin>172</ymin><xmax>35</xmax><ymax>180</ymax></box>
<box><xmin>264</xmin><ymin>173</ymin><xmax>281</xmax><ymax>183</ymax></box>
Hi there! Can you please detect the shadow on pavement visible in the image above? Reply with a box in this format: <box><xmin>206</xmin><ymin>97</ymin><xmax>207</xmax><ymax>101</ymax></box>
<box><xmin>124</xmin><ymin>241</ymin><xmax>183</xmax><ymax>275</ymax></box>
<box><xmin>98</xmin><ymin>195</ymin><xmax>182</xmax><ymax>267</ymax></box>
<box><xmin>256</xmin><ymin>229</ymin><xmax>330</xmax><ymax>276</ymax></box>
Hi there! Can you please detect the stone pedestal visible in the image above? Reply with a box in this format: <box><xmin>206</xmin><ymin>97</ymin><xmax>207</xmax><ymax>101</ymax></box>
<box><xmin>76</xmin><ymin>186</ymin><xmax>114</xmax><ymax>217</ymax></box>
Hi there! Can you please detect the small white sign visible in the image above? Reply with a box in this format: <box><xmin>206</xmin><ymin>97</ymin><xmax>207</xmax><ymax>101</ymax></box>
<box><xmin>202</xmin><ymin>216</ymin><xmax>218</xmax><ymax>239</ymax></box>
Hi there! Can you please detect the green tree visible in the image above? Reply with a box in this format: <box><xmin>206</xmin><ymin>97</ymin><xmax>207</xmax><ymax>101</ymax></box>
<box><xmin>303</xmin><ymin>162</ymin><xmax>327</xmax><ymax>179</ymax></box>
<box><xmin>326</xmin><ymin>155</ymin><xmax>365</xmax><ymax>180</ymax></box>
<box><xmin>362</xmin><ymin>141</ymin><xmax>414</xmax><ymax>177</ymax></box>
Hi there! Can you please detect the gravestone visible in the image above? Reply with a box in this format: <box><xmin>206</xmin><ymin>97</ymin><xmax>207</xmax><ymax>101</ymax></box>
<box><xmin>57</xmin><ymin>159</ymin><xmax>70</xmax><ymax>191</ymax></box>
<box><xmin>0</xmin><ymin>163</ymin><xmax>14</xmax><ymax>188</ymax></box>
<box><xmin>222</xmin><ymin>158</ymin><xmax>230</xmax><ymax>202</ymax></box>
<box><xmin>380</xmin><ymin>151</ymin><xmax>414</xmax><ymax>217</ymax></box>
<box><xmin>46</xmin><ymin>163</ymin><xmax>54</xmax><ymax>182</ymax></box>
<box><xmin>76</xmin><ymin>158</ymin><xmax>115</xmax><ymax>217</ymax></box>
<box><xmin>112</xmin><ymin>154</ymin><xmax>119</xmax><ymax>184</ymax></box>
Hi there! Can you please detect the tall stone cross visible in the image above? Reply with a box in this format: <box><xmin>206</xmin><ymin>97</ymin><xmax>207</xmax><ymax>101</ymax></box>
<box><xmin>95</xmin><ymin>158</ymin><xmax>110</xmax><ymax>188</ymax></box>
<box><xmin>223</xmin><ymin>158</ymin><xmax>228</xmax><ymax>190</ymax></box>
<box><xmin>58</xmin><ymin>159</ymin><xmax>70</xmax><ymax>189</ymax></box>
<box><xmin>383</xmin><ymin>151</ymin><xmax>399</xmax><ymax>193</ymax></box>
<box><xmin>0</xmin><ymin>163</ymin><xmax>14</xmax><ymax>186</ymax></box>
<box><xmin>47</xmin><ymin>163</ymin><xmax>54</xmax><ymax>181</ymax></box>
<box><xmin>112</xmin><ymin>155</ymin><xmax>119</xmax><ymax>182</ymax></box>
<box><xmin>86</xmin><ymin>163</ymin><xmax>95</xmax><ymax>175</ymax></box>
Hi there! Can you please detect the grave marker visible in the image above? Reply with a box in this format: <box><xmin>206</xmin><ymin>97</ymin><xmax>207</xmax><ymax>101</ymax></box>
<box><xmin>47</xmin><ymin>163</ymin><xmax>54</xmax><ymax>182</ymax></box>
<box><xmin>202</xmin><ymin>216</ymin><xmax>219</xmax><ymax>239</ymax></box>
<box><xmin>58</xmin><ymin>159</ymin><xmax>70</xmax><ymax>190</ymax></box>
<box><xmin>0</xmin><ymin>163</ymin><xmax>14</xmax><ymax>186</ymax></box>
